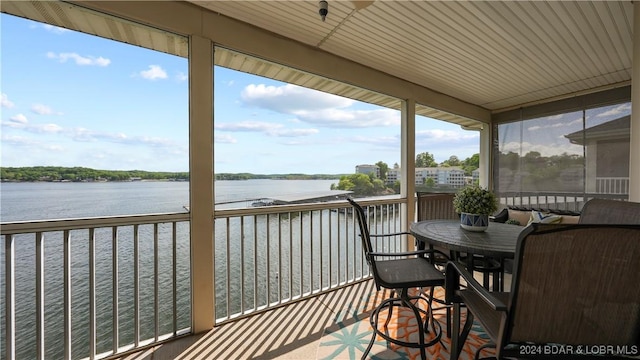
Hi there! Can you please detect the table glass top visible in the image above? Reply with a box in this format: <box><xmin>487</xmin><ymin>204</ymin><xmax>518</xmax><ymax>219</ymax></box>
<box><xmin>410</xmin><ymin>219</ymin><xmax>523</xmax><ymax>258</ymax></box>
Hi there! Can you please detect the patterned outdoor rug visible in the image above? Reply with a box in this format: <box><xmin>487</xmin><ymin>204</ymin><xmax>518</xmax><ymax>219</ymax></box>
<box><xmin>317</xmin><ymin>287</ymin><xmax>494</xmax><ymax>360</ymax></box>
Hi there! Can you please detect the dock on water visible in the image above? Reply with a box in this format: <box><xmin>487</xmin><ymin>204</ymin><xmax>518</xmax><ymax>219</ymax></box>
<box><xmin>255</xmin><ymin>190</ymin><xmax>353</xmax><ymax>206</ymax></box>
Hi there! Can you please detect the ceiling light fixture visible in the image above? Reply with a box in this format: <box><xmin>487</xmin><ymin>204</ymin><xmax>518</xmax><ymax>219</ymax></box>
<box><xmin>319</xmin><ymin>0</ymin><xmax>328</xmax><ymax>21</ymax></box>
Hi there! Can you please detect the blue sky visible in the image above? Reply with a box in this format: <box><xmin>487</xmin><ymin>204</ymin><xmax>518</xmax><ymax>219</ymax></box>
<box><xmin>1</xmin><ymin>13</ymin><xmax>480</xmax><ymax>174</ymax></box>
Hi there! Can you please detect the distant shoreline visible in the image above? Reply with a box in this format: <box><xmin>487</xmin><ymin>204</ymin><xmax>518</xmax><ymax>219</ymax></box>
<box><xmin>0</xmin><ymin>166</ymin><xmax>345</xmax><ymax>182</ymax></box>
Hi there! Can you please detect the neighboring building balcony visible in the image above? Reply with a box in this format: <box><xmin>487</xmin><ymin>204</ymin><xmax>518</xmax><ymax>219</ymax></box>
<box><xmin>595</xmin><ymin>176</ymin><xmax>630</xmax><ymax>195</ymax></box>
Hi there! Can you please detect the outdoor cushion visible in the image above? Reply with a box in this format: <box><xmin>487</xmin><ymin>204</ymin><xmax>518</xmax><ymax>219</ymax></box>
<box><xmin>527</xmin><ymin>210</ymin><xmax>562</xmax><ymax>225</ymax></box>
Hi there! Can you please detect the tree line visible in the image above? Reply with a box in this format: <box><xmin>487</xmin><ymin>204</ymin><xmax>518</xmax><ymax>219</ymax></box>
<box><xmin>0</xmin><ymin>167</ymin><xmax>346</xmax><ymax>182</ymax></box>
<box><xmin>0</xmin><ymin>166</ymin><xmax>189</xmax><ymax>182</ymax></box>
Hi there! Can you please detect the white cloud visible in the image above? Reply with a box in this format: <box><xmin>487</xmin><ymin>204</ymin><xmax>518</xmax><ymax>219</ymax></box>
<box><xmin>176</xmin><ymin>72</ymin><xmax>188</xmax><ymax>82</ymax></box>
<box><xmin>215</xmin><ymin>120</ymin><xmax>318</xmax><ymax>137</ymax></box>
<box><xmin>1</xmin><ymin>134</ymin><xmax>39</xmax><ymax>146</ymax></box>
<box><xmin>216</xmin><ymin>121</ymin><xmax>279</xmax><ymax>133</ymax></box>
<box><xmin>527</xmin><ymin>117</ymin><xmax>582</xmax><ymax>131</ymax></box>
<box><xmin>596</xmin><ymin>103</ymin><xmax>631</xmax><ymax>117</ymax></box>
<box><xmin>35</xmin><ymin>123</ymin><xmax>64</xmax><ymax>134</ymax></box>
<box><xmin>240</xmin><ymin>83</ymin><xmax>401</xmax><ymax>128</ymax></box>
<box><xmin>47</xmin><ymin>52</ymin><xmax>111</xmax><ymax>66</ymax></box>
<box><xmin>241</xmin><ymin>83</ymin><xmax>353</xmax><ymax>113</ymax></box>
<box><xmin>352</xmin><ymin>135</ymin><xmax>399</xmax><ymax>147</ymax></box>
<box><xmin>215</xmin><ymin>134</ymin><xmax>237</xmax><ymax>144</ymax></box>
<box><xmin>42</xmin><ymin>24</ymin><xmax>71</xmax><ymax>34</ymax></box>
<box><xmin>1</xmin><ymin>93</ymin><xmax>15</xmax><ymax>108</ymax></box>
<box><xmin>9</xmin><ymin>114</ymin><xmax>28</xmax><ymax>124</ymax></box>
<box><xmin>271</xmin><ymin>128</ymin><xmax>319</xmax><ymax>137</ymax></box>
<box><xmin>31</xmin><ymin>103</ymin><xmax>62</xmax><ymax>115</ymax></box>
<box><xmin>295</xmin><ymin>108</ymin><xmax>399</xmax><ymax>128</ymax></box>
<box><xmin>140</xmin><ymin>65</ymin><xmax>168</xmax><ymax>80</ymax></box>
<box><xmin>416</xmin><ymin>129</ymin><xmax>479</xmax><ymax>143</ymax></box>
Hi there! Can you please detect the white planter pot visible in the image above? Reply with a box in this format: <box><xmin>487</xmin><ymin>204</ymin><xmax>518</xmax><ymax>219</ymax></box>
<box><xmin>460</xmin><ymin>213</ymin><xmax>489</xmax><ymax>232</ymax></box>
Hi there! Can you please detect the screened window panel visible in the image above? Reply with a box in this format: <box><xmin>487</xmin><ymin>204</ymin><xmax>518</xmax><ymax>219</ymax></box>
<box><xmin>494</xmin><ymin>102</ymin><xmax>630</xmax><ymax>202</ymax></box>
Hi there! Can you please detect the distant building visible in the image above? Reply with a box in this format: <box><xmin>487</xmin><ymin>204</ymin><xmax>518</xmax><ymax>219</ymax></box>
<box><xmin>472</xmin><ymin>169</ymin><xmax>480</xmax><ymax>184</ymax></box>
<box><xmin>387</xmin><ymin>168</ymin><xmax>400</xmax><ymax>183</ymax></box>
<box><xmin>356</xmin><ymin>164</ymin><xmax>380</xmax><ymax>178</ymax></box>
<box><xmin>388</xmin><ymin>166</ymin><xmax>466</xmax><ymax>188</ymax></box>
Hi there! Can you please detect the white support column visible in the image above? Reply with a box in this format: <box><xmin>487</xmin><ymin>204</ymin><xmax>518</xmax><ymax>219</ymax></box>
<box><xmin>479</xmin><ymin>124</ymin><xmax>491</xmax><ymax>189</ymax></box>
<box><xmin>401</xmin><ymin>99</ymin><xmax>416</xmax><ymax>247</ymax></box>
<box><xmin>189</xmin><ymin>35</ymin><xmax>215</xmax><ymax>332</ymax></box>
<box><xmin>631</xmin><ymin>3</ymin><xmax>640</xmax><ymax>202</ymax></box>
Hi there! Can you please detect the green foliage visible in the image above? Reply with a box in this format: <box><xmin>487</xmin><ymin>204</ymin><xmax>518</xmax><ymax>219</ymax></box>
<box><xmin>441</xmin><ymin>155</ymin><xmax>461</xmax><ymax>167</ymax></box>
<box><xmin>452</xmin><ymin>184</ymin><xmax>498</xmax><ymax>215</ymax></box>
<box><xmin>497</xmin><ymin>151</ymin><xmax>584</xmax><ymax>192</ymax></box>
<box><xmin>424</xmin><ymin>178</ymin><xmax>435</xmax><ymax>187</ymax></box>
<box><xmin>416</xmin><ymin>152</ymin><xmax>437</xmax><ymax>167</ymax></box>
<box><xmin>333</xmin><ymin>173</ymin><xmax>391</xmax><ymax>196</ymax></box>
<box><xmin>461</xmin><ymin>153</ymin><xmax>480</xmax><ymax>175</ymax></box>
<box><xmin>375</xmin><ymin>161</ymin><xmax>389</xmax><ymax>180</ymax></box>
<box><xmin>0</xmin><ymin>166</ymin><xmax>189</xmax><ymax>182</ymax></box>
<box><xmin>392</xmin><ymin>180</ymin><xmax>401</xmax><ymax>193</ymax></box>
<box><xmin>0</xmin><ymin>167</ymin><xmax>347</xmax><ymax>182</ymax></box>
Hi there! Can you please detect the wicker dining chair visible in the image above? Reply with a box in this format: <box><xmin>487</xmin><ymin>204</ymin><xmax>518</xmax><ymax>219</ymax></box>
<box><xmin>579</xmin><ymin>198</ymin><xmax>640</xmax><ymax>224</ymax></box>
<box><xmin>348</xmin><ymin>197</ymin><xmax>447</xmax><ymax>360</ymax></box>
<box><xmin>446</xmin><ymin>223</ymin><xmax>640</xmax><ymax>360</ymax></box>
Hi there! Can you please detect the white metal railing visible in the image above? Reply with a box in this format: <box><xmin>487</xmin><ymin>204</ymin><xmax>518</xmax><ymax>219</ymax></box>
<box><xmin>2</xmin><ymin>198</ymin><xmax>407</xmax><ymax>359</ymax></box>
<box><xmin>2</xmin><ymin>213</ymin><xmax>191</xmax><ymax>360</ymax></box>
<box><xmin>596</xmin><ymin>177</ymin><xmax>630</xmax><ymax>195</ymax></box>
<box><xmin>498</xmin><ymin>191</ymin><xmax>628</xmax><ymax>212</ymax></box>
<box><xmin>212</xmin><ymin>198</ymin><xmax>406</xmax><ymax>323</ymax></box>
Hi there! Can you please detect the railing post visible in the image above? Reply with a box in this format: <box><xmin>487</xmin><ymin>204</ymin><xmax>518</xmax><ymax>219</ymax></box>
<box><xmin>5</xmin><ymin>235</ymin><xmax>16</xmax><ymax>360</ymax></box>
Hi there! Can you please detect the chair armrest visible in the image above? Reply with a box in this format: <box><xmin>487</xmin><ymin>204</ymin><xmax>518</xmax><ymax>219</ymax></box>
<box><xmin>445</xmin><ymin>261</ymin><xmax>507</xmax><ymax>311</ymax></box>
<box><xmin>370</xmin><ymin>249</ymin><xmax>434</xmax><ymax>258</ymax></box>
<box><xmin>369</xmin><ymin>231</ymin><xmax>411</xmax><ymax>238</ymax></box>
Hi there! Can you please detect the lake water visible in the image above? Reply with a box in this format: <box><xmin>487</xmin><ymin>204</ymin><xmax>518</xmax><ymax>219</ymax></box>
<box><xmin>0</xmin><ymin>179</ymin><xmax>342</xmax><ymax>359</ymax></box>
<box><xmin>0</xmin><ymin>179</ymin><xmax>339</xmax><ymax>221</ymax></box>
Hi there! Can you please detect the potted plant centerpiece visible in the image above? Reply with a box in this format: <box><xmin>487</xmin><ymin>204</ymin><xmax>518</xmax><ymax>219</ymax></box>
<box><xmin>453</xmin><ymin>184</ymin><xmax>498</xmax><ymax>232</ymax></box>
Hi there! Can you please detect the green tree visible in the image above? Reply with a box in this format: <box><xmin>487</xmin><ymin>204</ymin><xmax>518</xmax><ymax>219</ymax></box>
<box><xmin>333</xmin><ymin>173</ymin><xmax>390</xmax><ymax>196</ymax></box>
<box><xmin>462</xmin><ymin>153</ymin><xmax>480</xmax><ymax>175</ymax></box>
<box><xmin>441</xmin><ymin>155</ymin><xmax>461</xmax><ymax>167</ymax></box>
<box><xmin>375</xmin><ymin>161</ymin><xmax>389</xmax><ymax>181</ymax></box>
<box><xmin>372</xmin><ymin>178</ymin><xmax>386</xmax><ymax>193</ymax></box>
<box><xmin>416</xmin><ymin>152</ymin><xmax>437</xmax><ymax>167</ymax></box>
<box><xmin>425</xmin><ymin>178</ymin><xmax>435</xmax><ymax>188</ymax></box>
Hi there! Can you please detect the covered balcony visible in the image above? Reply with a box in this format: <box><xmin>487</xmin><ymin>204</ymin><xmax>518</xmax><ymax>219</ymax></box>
<box><xmin>2</xmin><ymin>1</ymin><xmax>639</xmax><ymax>359</ymax></box>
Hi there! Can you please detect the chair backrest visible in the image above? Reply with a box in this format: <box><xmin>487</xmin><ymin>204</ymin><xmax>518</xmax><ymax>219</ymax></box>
<box><xmin>416</xmin><ymin>192</ymin><xmax>458</xmax><ymax>221</ymax></box>
<box><xmin>579</xmin><ymin>198</ymin><xmax>640</xmax><ymax>224</ymax></box>
<box><xmin>348</xmin><ymin>198</ymin><xmax>386</xmax><ymax>289</ymax></box>
<box><xmin>347</xmin><ymin>197</ymin><xmax>374</xmax><ymax>265</ymax></box>
<box><xmin>505</xmin><ymin>223</ymin><xmax>640</xmax><ymax>349</ymax></box>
